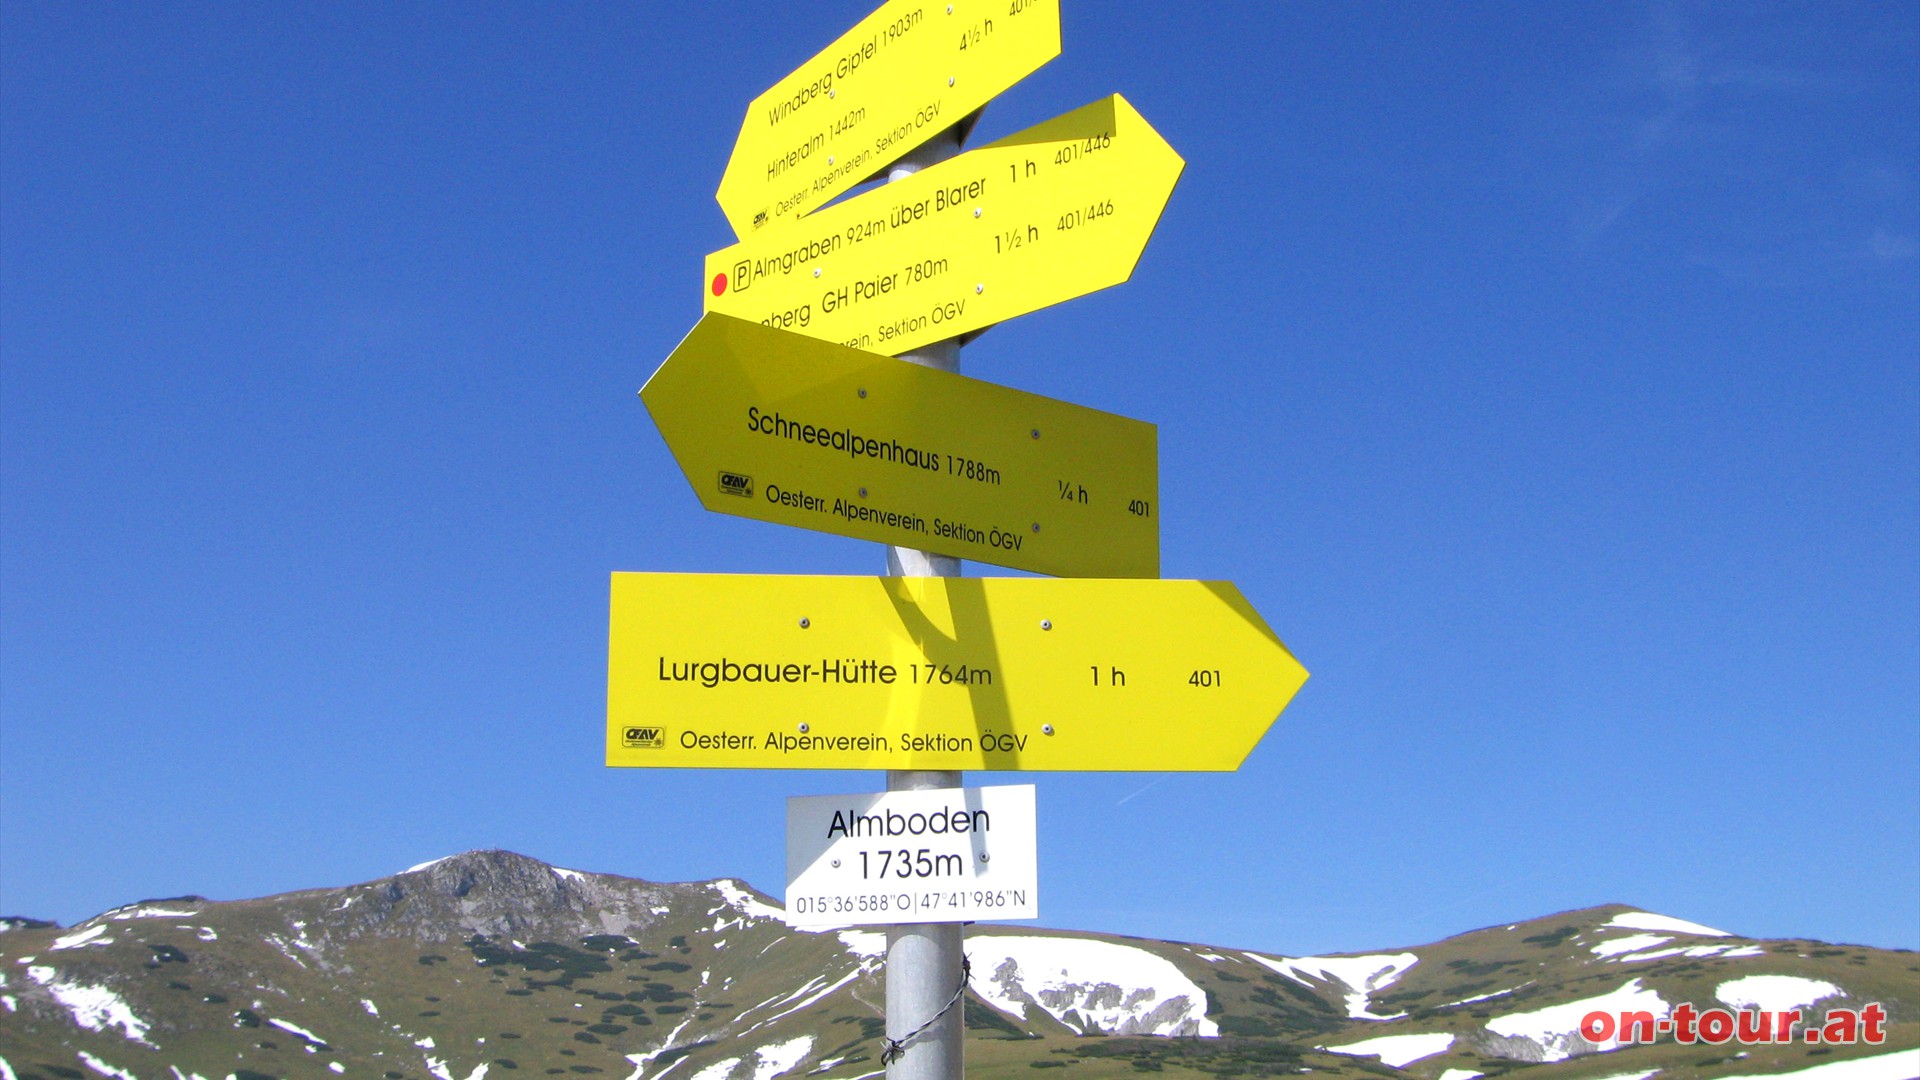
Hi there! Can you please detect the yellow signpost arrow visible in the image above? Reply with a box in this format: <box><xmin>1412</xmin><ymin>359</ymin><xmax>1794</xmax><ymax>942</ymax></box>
<box><xmin>606</xmin><ymin>573</ymin><xmax>1307</xmax><ymax>772</ymax></box>
<box><xmin>705</xmin><ymin>94</ymin><xmax>1184</xmax><ymax>358</ymax></box>
<box><xmin>642</xmin><ymin>313</ymin><xmax>1158</xmax><ymax>578</ymax></box>
<box><xmin>715</xmin><ymin>0</ymin><xmax>1060</xmax><ymax>239</ymax></box>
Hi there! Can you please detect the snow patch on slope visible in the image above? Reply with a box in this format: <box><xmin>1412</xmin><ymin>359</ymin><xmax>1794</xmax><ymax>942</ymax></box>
<box><xmin>838</xmin><ymin>930</ymin><xmax>886</xmax><ymax>959</ymax></box>
<box><xmin>1323</xmin><ymin>1031</ymin><xmax>1455</xmax><ymax>1067</ymax></box>
<box><xmin>1716</xmin><ymin>975</ymin><xmax>1842</xmax><ymax>1013</ymax></box>
<box><xmin>1603</xmin><ymin>911</ymin><xmax>1730</xmax><ymax>937</ymax></box>
<box><xmin>50</xmin><ymin>925</ymin><xmax>112</xmax><ymax>951</ymax></box>
<box><xmin>750</xmin><ymin>1036</ymin><xmax>814</xmax><ymax>1078</ymax></box>
<box><xmin>268</xmin><ymin>1016</ymin><xmax>327</xmax><ymax>1046</ymax></box>
<box><xmin>1243</xmin><ymin>951</ymin><xmax>1419</xmax><ymax>1019</ymax></box>
<box><xmin>105</xmin><ymin>904</ymin><xmax>199</xmax><ymax>921</ymax></box>
<box><xmin>25</xmin><ymin>966</ymin><xmax>153</xmax><ymax>1045</ymax></box>
<box><xmin>970</xmin><ymin>936</ymin><xmax>1216</xmax><ymax>1037</ymax></box>
<box><xmin>1592</xmin><ymin>934</ymin><xmax>1671</xmax><ymax>957</ymax></box>
<box><xmin>77</xmin><ymin>1052</ymin><xmax>138</xmax><ymax>1079</ymax></box>
<box><xmin>711</xmin><ymin>879</ymin><xmax>788</xmax><ymax>928</ymax></box>
<box><xmin>1586</xmin><ymin>911</ymin><xmax>1759</xmax><ymax>963</ymax></box>
<box><xmin>1440</xmin><ymin>984</ymin><xmax>1529</xmax><ymax>1008</ymax></box>
<box><xmin>686</xmin><ymin>1059</ymin><xmax>739</xmax><ymax>1080</ymax></box>
<box><xmin>737</xmin><ymin>970</ymin><xmax>865</xmax><ymax>1038</ymax></box>
<box><xmin>423</xmin><ymin>1057</ymin><xmax>488</xmax><ymax>1080</ymax></box>
<box><xmin>1486</xmin><ymin>978</ymin><xmax>1668</xmax><ymax>1061</ymax></box>
<box><xmin>264</xmin><ymin>920</ymin><xmax>324</xmax><ymax>968</ymax></box>
<box><xmin>624</xmin><ymin>1016</ymin><xmax>700</xmax><ymax>1080</ymax></box>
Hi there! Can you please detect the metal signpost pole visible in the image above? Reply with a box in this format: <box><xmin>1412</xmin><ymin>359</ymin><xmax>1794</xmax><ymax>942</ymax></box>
<box><xmin>884</xmin><ymin>125</ymin><xmax>966</xmax><ymax>1080</ymax></box>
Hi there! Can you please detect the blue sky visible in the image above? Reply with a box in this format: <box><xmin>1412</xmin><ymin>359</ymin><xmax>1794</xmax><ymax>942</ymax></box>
<box><xmin>2</xmin><ymin>1</ymin><xmax>1915</xmax><ymax>957</ymax></box>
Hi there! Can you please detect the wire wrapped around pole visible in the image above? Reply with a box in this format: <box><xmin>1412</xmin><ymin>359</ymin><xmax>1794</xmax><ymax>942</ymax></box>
<box><xmin>881</xmin><ymin>957</ymin><xmax>972</xmax><ymax>1065</ymax></box>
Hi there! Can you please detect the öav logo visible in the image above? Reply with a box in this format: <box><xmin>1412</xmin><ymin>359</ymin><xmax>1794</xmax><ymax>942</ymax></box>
<box><xmin>622</xmin><ymin>726</ymin><xmax>665</xmax><ymax>749</ymax></box>
<box><xmin>717</xmin><ymin>471</ymin><xmax>753</xmax><ymax>498</ymax></box>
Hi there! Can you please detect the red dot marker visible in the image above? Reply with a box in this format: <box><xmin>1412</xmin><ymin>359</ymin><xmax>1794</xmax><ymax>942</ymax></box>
<box><xmin>711</xmin><ymin>272</ymin><xmax>729</xmax><ymax>297</ymax></box>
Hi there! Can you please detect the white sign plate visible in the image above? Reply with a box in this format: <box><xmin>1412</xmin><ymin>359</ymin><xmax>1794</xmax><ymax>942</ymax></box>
<box><xmin>786</xmin><ymin>784</ymin><xmax>1037</xmax><ymax>926</ymax></box>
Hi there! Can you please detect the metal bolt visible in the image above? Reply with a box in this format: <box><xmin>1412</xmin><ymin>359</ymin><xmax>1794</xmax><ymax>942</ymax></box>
<box><xmin>948</xmin><ymin>76</ymin><xmax>955</xmax><ymax>86</ymax></box>
<box><xmin>798</xmin><ymin>617</ymin><xmax>810</xmax><ymax>629</ymax></box>
<box><xmin>859</xmin><ymin>487</ymin><xmax>868</xmax><ymax>497</ymax></box>
<box><xmin>1031</xmin><ymin>522</ymin><xmax>1040</xmax><ymax>532</ymax></box>
<box><xmin>946</xmin><ymin>4</ymin><xmax>953</xmax><ymax>12</ymax></box>
<box><xmin>973</xmin><ymin>208</ymin><xmax>981</xmax><ymax>218</ymax></box>
<box><xmin>1040</xmin><ymin>619</ymin><xmax>1052</xmax><ymax>630</ymax></box>
<box><xmin>1042</xmin><ymin>724</ymin><xmax>1055</xmax><ymax>736</ymax></box>
<box><xmin>798</xmin><ymin>722</ymin><xmax>810</xmax><ymax>733</ymax></box>
<box><xmin>858</xmin><ymin>387</ymin><xmax>867</xmax><ymax>398</ymax></box>
<box><xmin>813</xmin><ymin>268</ymin><xmax>822</xmax><ymax>278</ymax></box>
<box><xmin>827</xmin><ymin>155</ymin><xmax>835</xmax><ymax>165</ymax></box>
<box><xmin>831</xmin><ymin>858</ymin><xmax>841</xmax><ymax>868</ymax></box>
<box><xmin>1030</xmin><ymin>428</ymin><xmax>1040</xmax><ymax>439</ymax></box>
<box><xmin>979</xmin><ymin>852</ymin><xmax>991</xmax><ymax>863</ymax></box>
<box><xmin>975</xmin><ymin>283</ymin><xmax>985</xmax><ymax>294</ymax></box>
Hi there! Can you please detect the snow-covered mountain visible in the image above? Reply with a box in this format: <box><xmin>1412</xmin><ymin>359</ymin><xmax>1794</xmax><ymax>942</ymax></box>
<box><xmin>2</xmin><ymin>850</ymin><xmax>1913</xmax><ymax>1080</ymax></box>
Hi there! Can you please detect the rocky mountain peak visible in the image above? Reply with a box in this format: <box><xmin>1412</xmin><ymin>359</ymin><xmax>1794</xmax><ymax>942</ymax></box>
<box><xmin>393</xmin><ymin>849</ymin><xmax>593</xmax><ymax>905</ymax></box>
<box><xmin>323</xmin><ymin>849</ymin><xmax>684</xmax><ymax>945</ymax></box>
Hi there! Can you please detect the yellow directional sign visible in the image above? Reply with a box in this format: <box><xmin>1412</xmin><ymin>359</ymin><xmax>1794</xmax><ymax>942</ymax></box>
<box><xmin>606</xmin><ymin>574</ymin><xmax>1307</xmax><ymax>771</ymax></box>
<box><xmin>705</xmin><ymin>95</ymin><xmax>1184</xmax><ymax>358</ymax></box>
<box><xmin>715</xmin><ymin>0</ymin><xmax>1060</xmax><ymax>239</ymax></box>
<box><xmin>642</xmin><ymin>314</ymin><xmax>1158</xmax><ymax>578</ymax></box>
